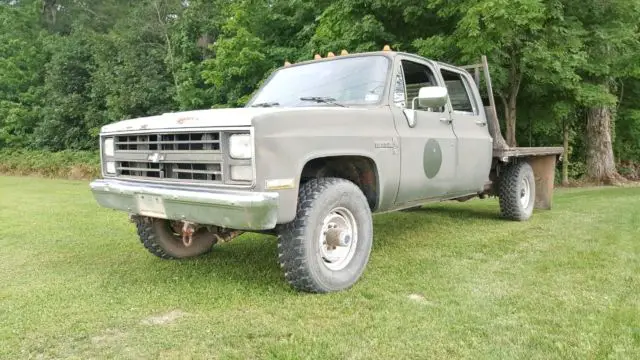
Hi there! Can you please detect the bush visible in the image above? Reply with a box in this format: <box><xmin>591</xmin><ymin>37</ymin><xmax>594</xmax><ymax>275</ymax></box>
<box><xmin>0</xmin><ymin>150</ymin><xmax>100</xmax><ymax>180</ymax></box>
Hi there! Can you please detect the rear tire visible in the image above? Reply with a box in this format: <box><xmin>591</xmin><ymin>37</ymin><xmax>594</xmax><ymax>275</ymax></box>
<box><xmin>277</xmin><ymin>178</ymin><xmax>373</xmax><ymax>293</ymax></box>
<box><xmin>134</xmin><ymin>217</ymin><xmax>217</xmax><ymax>259</ymax></box>
<box><xmin>498</xmin><ymin>161</ymin><xmax>536</xmax><ymax>221</ymax></box>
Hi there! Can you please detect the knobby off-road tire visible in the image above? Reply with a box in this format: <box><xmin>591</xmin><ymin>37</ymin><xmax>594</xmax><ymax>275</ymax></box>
<box><xmin>134</xmin><ymin>217</ymin><xmax>217</xmax><ymax>259</ymax></box>
<box><xmin>277</xmin><ymin>178</ymin><xmax>373</xmax><ymax>293</ymax></box>
<box><xmin>498</xmin><ymin>161</ymin><xmax>536</xmax><ymax>221</ymax></box>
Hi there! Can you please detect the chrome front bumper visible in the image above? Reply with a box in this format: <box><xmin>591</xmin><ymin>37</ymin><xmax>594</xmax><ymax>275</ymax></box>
<box><xmin>90</xmin><ymin>179</ymin><xmax>279</xmax><ymax>230</ymax></box>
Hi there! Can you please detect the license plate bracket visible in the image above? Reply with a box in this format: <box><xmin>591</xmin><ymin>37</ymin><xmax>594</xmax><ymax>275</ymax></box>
<box><xmin>135</xmin><ymin>194</ymin><xmax>167</xmax><ymax>218</ymax></box>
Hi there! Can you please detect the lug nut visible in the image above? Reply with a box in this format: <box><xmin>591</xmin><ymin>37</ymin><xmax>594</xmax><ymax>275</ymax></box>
<box><xmin>339</xmin><ymin>232</ymin><xmax>351</xmax><ymax>246</ymax></box>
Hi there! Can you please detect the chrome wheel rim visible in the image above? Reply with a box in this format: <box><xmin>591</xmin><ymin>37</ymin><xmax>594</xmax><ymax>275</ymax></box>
<box><xmin>319</xmin><ymin>207</ymin><xmax>358</xmax><ymax>271</ymax></box>
<box><xmin>520</xmin><ymin>177</ymin><xmax>531</xmax><ymax>208</ymax></box>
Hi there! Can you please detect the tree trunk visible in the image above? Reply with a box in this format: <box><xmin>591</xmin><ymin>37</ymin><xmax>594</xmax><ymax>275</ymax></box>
<box><xmin>585</xmin><ymin>106</ymin><xmax>621</xmax><ymax>184</ymax></box>
<box><xmin>500</xmin><ymin>60</ymin><xmax>522</xmax><ymax>148</ymax></box>
<box><xmin>505</xmin><ymin>104</ymin><xmax>517</xmax><ymax>147</ymax></box>
<box><xmin>485</xmin><ymin>104</ymin><xmax>509</xmax><ymax>150</ymax></box>
<box><xmin>153</xmin><ymin>1</ymin><xmax>180</xmax><ymax>92</ymax></box>
<box><xmin>502</xmin><ymin>94</ymin><xmax>519</xmax><ymax>147</ymax></box>
<box><xmin>562</xmin><ymin>119</ymin><xmax>570</xmax><ymax>186</ymax></box>
<box><xmin>42</xmin><ymin>0</ymin><xmax>58</xmax><ymax>25</ymax></box>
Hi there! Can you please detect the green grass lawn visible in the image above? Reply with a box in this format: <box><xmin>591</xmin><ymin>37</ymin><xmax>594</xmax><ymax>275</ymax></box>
<box><xmin>0</xmin><ymin>176</ymin><xmax>639</xmax><ymax>359</ymax></box>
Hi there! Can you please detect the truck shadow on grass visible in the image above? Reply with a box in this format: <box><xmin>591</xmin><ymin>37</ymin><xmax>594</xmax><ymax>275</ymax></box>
<box><xmin>116</xmin><ymin>204</ymin><xmax>506</xmax><ymax>293</ymax></box>
<box><xmin>398</xmin><ymin>205</ymin><xmax>504</xmax><ymax>221</ymax></box>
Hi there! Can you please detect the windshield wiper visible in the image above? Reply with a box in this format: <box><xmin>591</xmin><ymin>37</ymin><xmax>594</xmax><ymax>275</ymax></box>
<box><xmin>250</xmin><ymin>102</ymin><xmax>280</xmax><ymax>108</ymax></box>
<box><xmin>299</xmin><ymin>96</ymin><xmax>346</xmax><ymax>107</ymax></box>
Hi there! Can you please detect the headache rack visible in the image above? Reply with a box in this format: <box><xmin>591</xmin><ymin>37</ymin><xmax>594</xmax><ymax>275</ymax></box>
<box><xmin>459</xmin><ymin>56</ymin><xmax>564</xmax><ymax>161</ymax></box>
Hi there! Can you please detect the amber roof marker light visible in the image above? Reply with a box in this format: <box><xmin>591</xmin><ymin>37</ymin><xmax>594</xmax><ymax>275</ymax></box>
<box><xmin>286</xmin><ymin>46</ymin><xmax>393</xmax><ymax>64</ymax></box>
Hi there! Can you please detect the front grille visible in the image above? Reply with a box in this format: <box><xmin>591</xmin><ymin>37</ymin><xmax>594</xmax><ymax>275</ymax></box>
<box><xmin>115</xmin><ymin>132</ymin><xmax>220</xmax><ymax>152</ymax></box>
<box><xmin>109</xmin><ymin>130</ymin><xmax>229</xmax><ymax>184</ymax></box>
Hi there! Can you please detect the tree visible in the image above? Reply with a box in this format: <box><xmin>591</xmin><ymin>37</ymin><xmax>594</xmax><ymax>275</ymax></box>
<box><xmin>615</xmin><ymin>79</ymin><xmax>640</xmax><ymax>179</ymax></box>
<box><xmin>33</xmin><ymin>31</ymin><xmax>97</xmax><ymax>150</ymax></box>
<box><xmin>309</xmin><ymin>1</ymin><xmax>395</xmax><ymax>54</ymax></box>
<box><xmin>169</xmin><ymin>0</ymin><xmax>225</xmax><ymax>110</ymax></box>
<box><xmin>563</xmin><ymin>0</ymin><xmax>640</xmax><ymax>184</ymax></box>
<box><xmin>201</xmin><ymin>2</ymin><xmax>273</xmax><ymax>106</ymax></box>
<box><xmin>0</xmin><ymin>2</ymin><xmax>48</xmax><ymax>148</ymax></box>
<box><xmin>415</xmin><ymin>0</ymin><xmax>584</xmax><ymax>148</ymax></box>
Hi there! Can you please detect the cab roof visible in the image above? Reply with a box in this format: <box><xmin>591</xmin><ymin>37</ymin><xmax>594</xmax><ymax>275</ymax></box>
<box><xmin>281</xmin><ymin>49</ymin><xmax>464</xmax><ymax>73</ymax></box>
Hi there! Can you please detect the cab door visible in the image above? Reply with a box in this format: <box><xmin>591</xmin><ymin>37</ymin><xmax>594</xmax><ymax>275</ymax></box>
<box><xmin>391</xmin><ymin>57</ymin><xmax>458</xmax><ymax>205</ymax></box>
<box><xmin>438</xmin><ymin>65</ymin><xmax>493</xmax><ymax>193</ymax></box>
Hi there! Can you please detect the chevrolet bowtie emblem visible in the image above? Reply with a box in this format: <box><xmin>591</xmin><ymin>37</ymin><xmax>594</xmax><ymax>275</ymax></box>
<box><xmin>148</xmin><ymin>153</ymin><xmax>165</xmax><ymax>163</ymax></box>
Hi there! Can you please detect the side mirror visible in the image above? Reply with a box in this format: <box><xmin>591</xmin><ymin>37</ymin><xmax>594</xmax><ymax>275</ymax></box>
<box><xmin>413</xmin><ymin>86</ymin><xmax>448</xmax><ymax>109</ymax></box>
<box><xmin>403</xmin><ymin>86</ymin><xmax>448</xmax><ymax>128</ymax></box>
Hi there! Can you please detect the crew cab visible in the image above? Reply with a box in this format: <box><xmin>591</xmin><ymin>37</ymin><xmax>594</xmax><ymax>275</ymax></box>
<box><xmin>90</xmin><ymin>48</ymin><xmax>563</xmax><ymax>293</ymax></box>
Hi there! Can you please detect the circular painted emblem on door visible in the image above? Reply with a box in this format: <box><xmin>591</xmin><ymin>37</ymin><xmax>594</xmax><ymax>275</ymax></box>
<box><xmin>423</xmin><ymin>139</ymin><xmax>442</xmax><ymax>179</ymax></box>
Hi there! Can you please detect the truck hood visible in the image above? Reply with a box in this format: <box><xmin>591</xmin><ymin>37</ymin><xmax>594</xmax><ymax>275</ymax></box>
<box><xmin>100</xmin><ymin>107</ymin><xmax>364</xmax><ymax>134</ymax></box>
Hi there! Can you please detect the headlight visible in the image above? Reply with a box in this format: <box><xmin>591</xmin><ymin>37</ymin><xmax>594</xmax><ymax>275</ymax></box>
<box><xmin>106</xmin><ymin>161</ymin><xmax>116</xmax><ymax>174</ymax></box>
<box><xmin>230</xmin><ymin>165</ymin><xmax>253</xmax><ymax>181</ymax></box>
<box><xmin>103</xmin><ymin>137</ymin><xmax>115</xmax><ymax>157</ymax></box>
<box><xmin>229</xmin><ymin>134</ymin><xmax>252</xmax><ymax>159</ymax></box>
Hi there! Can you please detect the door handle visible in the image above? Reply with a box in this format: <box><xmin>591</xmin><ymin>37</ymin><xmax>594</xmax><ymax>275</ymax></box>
<box><xmin>475</xmin><ymin>120</ymin><xmax>487</xmax><ymax>127</ymax></box>
<box><xmin>440</xmin><ymin>117</ymin><xmax>452</xmax><ymax>125</ymax></box>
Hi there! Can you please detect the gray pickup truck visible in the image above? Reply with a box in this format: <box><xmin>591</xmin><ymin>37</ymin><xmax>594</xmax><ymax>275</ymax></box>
<box><xmin>90</xmin><ymin>49</ymin><xmax>563</xmax><ymax>293</ymax></box>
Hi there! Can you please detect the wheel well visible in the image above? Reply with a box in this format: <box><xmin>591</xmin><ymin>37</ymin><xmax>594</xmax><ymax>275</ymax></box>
<box><xmin>300</xmin><ymin>156</ymin><xmax>379</xmax><ymax>210</ymax></box>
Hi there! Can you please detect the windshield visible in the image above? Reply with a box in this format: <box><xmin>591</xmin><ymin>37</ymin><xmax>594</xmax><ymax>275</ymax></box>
<box><xmin>247</xmin><ymin>55</ymin><xmax>390</xmax><ymax>107</ymax></box>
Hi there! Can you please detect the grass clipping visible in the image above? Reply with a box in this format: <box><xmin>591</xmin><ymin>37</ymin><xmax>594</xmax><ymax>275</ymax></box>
<box><xmin>0</xmin><ymin>150</ymin><xmax>100</xmax><ymax>180</ymax></box>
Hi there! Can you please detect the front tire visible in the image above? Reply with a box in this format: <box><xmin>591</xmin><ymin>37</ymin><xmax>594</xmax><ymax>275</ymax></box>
<box><xmin>498</xmin><ymin>161</ymin><xmax>536</xmax><ymax>221</ymax></box>
<box><xmin>278</xmin><ymin>178</ymin><xmax>373</xmax><ymax>293</ymax></box>
<box><xmin>134</xmin><ymin>217</ymin><xmax>217</xmax><ymax>259</ymax></box>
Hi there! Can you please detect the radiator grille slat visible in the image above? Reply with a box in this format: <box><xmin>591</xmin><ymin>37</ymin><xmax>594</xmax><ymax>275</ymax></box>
<box><xmin>117</xmin><ymin>161</ymin><xmax>223</xmax><ymax>182</ymax></box>
<box><xmin>111</xmin><ymin>131</ymin><xmax>226</xmax><ymax>184</ymax></box>
<box><xmin>115</xmin><ymin>132</ymin><xmax>221</xmax><ymax>152</ymax></box>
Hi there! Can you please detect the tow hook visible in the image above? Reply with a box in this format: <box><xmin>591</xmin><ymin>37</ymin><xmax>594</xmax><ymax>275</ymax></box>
<box><xmin>181</xmin><ymin>221</ymin><xmax>196</xmax><ymax>247</ymax></box>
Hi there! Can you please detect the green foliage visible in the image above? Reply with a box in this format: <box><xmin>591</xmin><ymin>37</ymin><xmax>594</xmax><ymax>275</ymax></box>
<box><xmin>34</xmin><ymin>31</ymin><xmax>98</xmax><ymax>150</ymax></box>
<box><xmin>616</xmin><ymin>80</ymin><xmax>640</xmax><ymax>163</ymax></box>
<box><xmin>310</xmin><ymin>1</ymin><xmax>394</xmax><ymax>53</ymax></box>
<box><xmin>0</xmin><ymin>149</ymin><xmax>100</xmax><ymax>179</ymax></box>
<box><xmin>0</xmin><ymin>3</ymin><xmax>49</xmax><ymax>148</ymax></box>
<box><xmin>202</xmin><ymin>16</ymin><xmax>271</xmax><ymax>107</ymax></box>
<box><xmin>0</xmin><ymin>0</ymin><xmax>639</xmax><ymax>179</ymax></box>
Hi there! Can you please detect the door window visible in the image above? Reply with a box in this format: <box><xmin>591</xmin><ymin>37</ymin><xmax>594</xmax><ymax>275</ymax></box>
<box><xmin>400</xmin><ymin>60</ymin><xmax>443</xmax><ymax>112</ymax></box>
<box><xmin>440</xmin><ymin>69</ymin><xmax>477</xmax><ymax>114</ymax></box>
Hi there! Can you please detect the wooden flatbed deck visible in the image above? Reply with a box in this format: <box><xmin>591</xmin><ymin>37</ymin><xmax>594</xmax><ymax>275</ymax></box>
<box><xmin>493</xmin><ymin>146</ymin><xmax>564</xmax><ymax>159</ymax></box>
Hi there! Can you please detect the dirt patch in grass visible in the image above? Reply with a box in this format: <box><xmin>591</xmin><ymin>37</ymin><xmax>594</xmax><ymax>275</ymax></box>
<box><xmin>91</xmin><ymin>329</ymin><xmax>127</xmax><ymax>346</ymax></box>
<box><xmin>407</xmin><ymin>293</ymin><xmax>436</xmax><ymax>306</ymax></box>
<box><xmin>141</xmin><ymin>310</ymin><xmax>189</xmax><ymax>326</ymax></box>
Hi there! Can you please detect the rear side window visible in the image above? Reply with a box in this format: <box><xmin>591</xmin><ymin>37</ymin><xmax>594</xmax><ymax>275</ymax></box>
<box><xmin>440</xmin><ymin>69</ymin><xmax>476</xmax><ymax>114</ymax></box>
